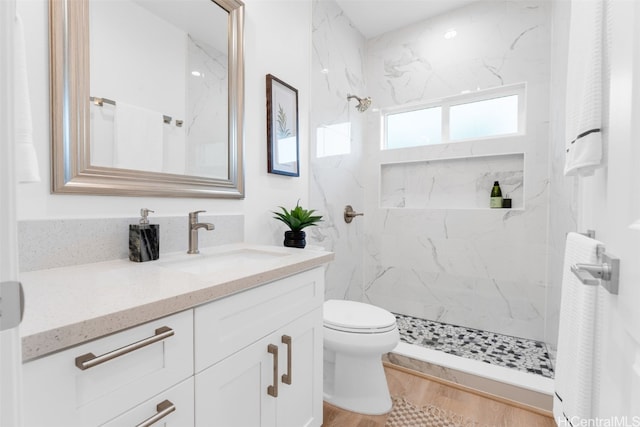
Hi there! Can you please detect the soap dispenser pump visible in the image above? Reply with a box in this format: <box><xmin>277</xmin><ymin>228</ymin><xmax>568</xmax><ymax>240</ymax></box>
<box><xmin>129</xmin><ymin>208</ymin><xmax>160</xmax><ymax>262</ymax></box>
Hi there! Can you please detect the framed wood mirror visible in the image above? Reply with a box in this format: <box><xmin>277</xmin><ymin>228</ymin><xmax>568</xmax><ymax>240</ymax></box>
<box><xmin>49</xmin><ymin>0</ymin><xmax>244</xmax><ymax>198</ymax></box>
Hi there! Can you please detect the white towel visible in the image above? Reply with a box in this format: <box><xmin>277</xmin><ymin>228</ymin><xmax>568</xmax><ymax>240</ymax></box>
<box><xmin>553</xmin><ymin>232</ymin><xmax>603</xmax><ymax>423</ymax></box>
<box><xmin>564</xmin><ymin>0</ymin><xmax>604</xmax><ymax>177</ymax></box>
<box><xmin>114</xmin><ymin>101</ymin><xmax>163</xmax><ymax>173</ymax></box>
<box><xmin>14</xmin><ymin>14</ymin><xmax>40</xmax><ymax>183</ymax></box>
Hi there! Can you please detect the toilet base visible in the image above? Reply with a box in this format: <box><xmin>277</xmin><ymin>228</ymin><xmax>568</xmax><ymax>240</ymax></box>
<box><xmin>323</xmin><ymin>350</ymin><xmax>393</xmax><ymax>415</ymax></box>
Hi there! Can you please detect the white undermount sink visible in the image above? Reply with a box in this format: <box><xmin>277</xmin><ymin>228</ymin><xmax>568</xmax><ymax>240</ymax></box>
<box><xmin>158</xmin><ymin>248</ymin><xmax>291</xmax><ymax>276</ymax></box>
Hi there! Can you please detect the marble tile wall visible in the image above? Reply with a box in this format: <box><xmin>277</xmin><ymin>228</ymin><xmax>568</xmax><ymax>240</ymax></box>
<box><xmin>19</xmin><ymin>214</ymin><xmax>243</xmax><ymax>272</ymax></box>
<box><xmin>362</xmin><ymin>1</ymin><xmax>553</xmax><ymax>342</ymax></box>
<box><xmin>185</xmin><ymin>36</ymin><xmax>228</xmax><ymax>178</ymax></box>
<box><xmin>309</xmin><ymin>0</ymin><xmax>367</xmax><ymax>300</ymax></box>
<box><xmin>312</xmin><ymin>0</ymin><xmax>575</xmax><ymax>346</ymax></box>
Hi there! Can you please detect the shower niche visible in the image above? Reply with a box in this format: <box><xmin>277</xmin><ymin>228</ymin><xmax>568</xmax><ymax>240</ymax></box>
<box><xmin>380</xmin><ymin>153</ymin><xmax>524</xmax><ymax>210</ymax></box>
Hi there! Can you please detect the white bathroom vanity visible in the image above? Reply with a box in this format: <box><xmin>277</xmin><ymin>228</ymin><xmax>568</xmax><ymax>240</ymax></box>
<box><xmin>19</xmin><ymin>244</ymin><xmax>333</xmax><ymax>427</ymax></box>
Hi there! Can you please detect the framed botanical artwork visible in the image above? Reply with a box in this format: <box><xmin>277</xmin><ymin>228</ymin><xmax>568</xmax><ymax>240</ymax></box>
<box><xmin>266</xmin><ymin>74</ymin><xmax>299</xmax><ymax>176</ymax></box>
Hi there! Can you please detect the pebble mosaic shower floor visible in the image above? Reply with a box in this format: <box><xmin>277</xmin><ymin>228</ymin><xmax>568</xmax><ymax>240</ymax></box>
<box><xmin>394</xmin><ymin>313</ymin><xmax>555</xmax><ymax>379</ymax></box>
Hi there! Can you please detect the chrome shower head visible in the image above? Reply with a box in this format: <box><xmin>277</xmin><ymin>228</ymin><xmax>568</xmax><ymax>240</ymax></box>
<box><xmin>347</xmin><ymin>94</ymin><xmax>372</xmax><ymax>112</ymax></box>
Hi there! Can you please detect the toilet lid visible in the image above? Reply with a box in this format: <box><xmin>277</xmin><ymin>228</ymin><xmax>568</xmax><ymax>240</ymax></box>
<box><xmin>323</xmin><ymin>300</ymin><xmax>397</xmax><ymax>333</ymax></box>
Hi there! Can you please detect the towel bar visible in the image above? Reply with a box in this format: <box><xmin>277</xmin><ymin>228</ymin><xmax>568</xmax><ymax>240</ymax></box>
<box><xmin>89</xmin><ymin>96</ymin><xmax>183</xmax><ymax>127</ymax></box>
<box><xmin>571</xmin><ymin>252</ymin><xmax>619</xmax><ymax>294</ymax></box>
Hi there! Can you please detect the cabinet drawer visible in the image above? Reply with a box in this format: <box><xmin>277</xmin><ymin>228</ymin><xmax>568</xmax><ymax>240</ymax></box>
<box><xmin>194</xmin><ymin>267</ymin><xmax>324</xmax><ymax>372</ymax></box>
<box><xmin>102</xmin><ymin>377</ymin><xmax>194</xmax><ymax>427</ymax></box>
<box><xmin>23</xmin><ymin>310</ymin><xmax>193</xmax><ymax>427</ymax></box>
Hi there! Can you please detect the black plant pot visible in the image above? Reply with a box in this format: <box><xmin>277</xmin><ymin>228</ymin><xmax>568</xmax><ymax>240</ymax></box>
<box><xmin>284</xmin><ymin>230</ymin><xmax>306</xmax><ymax>248</ymax></box>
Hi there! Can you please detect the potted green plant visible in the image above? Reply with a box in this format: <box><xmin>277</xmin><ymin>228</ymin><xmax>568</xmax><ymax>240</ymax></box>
<box><xmin>272</xmin><ymin>202</ymin><xmax>323</xmax><ymax>248</ymax></box>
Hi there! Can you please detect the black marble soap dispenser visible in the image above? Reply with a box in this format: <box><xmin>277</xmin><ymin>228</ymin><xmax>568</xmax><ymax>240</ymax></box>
<box><xmin>129</xmin><ymin>208</ymin><xmax>159</xmax><ymax>262</ymax></box>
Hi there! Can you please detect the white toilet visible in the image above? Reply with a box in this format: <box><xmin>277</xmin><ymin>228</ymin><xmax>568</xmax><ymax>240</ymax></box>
<box><xmin>322</xmin><ymin>299</ymin><xmax>400</xmax><ymax>415</ymax></box>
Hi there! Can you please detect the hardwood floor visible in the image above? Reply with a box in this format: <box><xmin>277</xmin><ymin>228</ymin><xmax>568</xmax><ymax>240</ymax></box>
<box><xmin>322</xmin><ymin>363</ymin><xmax>556</xmax><ymax>427</ymax></box>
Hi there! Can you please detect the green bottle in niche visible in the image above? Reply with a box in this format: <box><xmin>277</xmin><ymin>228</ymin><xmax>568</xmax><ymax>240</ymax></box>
<box><xmin>490</xmin><ymin>181</ymin><xmax>503</xmax><ymax>208</ymax></box>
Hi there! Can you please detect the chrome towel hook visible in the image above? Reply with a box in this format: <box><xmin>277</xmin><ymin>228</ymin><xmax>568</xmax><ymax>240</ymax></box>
<box><xmin>571</xmin><ymin>251</ymin><xmax>620</xmax><ymax>294</ymax></box>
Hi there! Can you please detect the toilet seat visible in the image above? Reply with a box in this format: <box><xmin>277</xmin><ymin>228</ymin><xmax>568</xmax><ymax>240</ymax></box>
<box><xmin>323</xmin><ymin>300</ymin><xmax>397</xmax><ymax>334</ymax></box>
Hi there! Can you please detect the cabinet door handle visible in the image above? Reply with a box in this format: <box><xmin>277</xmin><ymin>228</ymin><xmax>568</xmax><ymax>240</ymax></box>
<box><xmin>267</xmin><ymin>343</ymin><xmax>278</xmax><ymax>397</ymax></box>
<box><xmin>281</xmin><ymin>335</ymin><xmax>292</xmax><ymax>385</ymax></box>
<box><xmin>135</xmin><ymin>399</ymin><xmax>176</xmax><ymax>427</ymax></box>
<box><xmin>74</xmin><ymin>326</ymin><xmax>174</xmax><ymax>370</ymax></box>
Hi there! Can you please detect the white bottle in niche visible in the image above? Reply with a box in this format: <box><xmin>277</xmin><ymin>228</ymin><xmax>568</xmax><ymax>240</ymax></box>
<box><xmin>490</xmin><ymin>181</ymin><xmax>503</xmax><ymax>208</ymax></box>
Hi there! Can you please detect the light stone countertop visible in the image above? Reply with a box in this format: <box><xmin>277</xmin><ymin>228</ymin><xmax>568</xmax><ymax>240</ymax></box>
<box><xmin>19</xmin><ymin>243</ymin><xmax>334</xmax><ymax>362</ymax></box>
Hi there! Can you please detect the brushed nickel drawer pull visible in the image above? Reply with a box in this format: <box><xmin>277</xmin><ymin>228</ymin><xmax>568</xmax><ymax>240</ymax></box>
<box><xmin>281</xmin><ymin>335</ymin><xmax>292</xmax><ymax>385</ymax></box>
<box><xmin>267</xmin><ymin>344</ymin><xmax>278</xmax><ymax>397</ymax></box>
<box><xmin>135</xmin><ymin>399</ymin><xmax>176</xmax><ymax>427</ymax></box>
<box><xmin>75</xmin><ymin>326</ymin><xmax>174</xmax><ymax>370</ymax></box>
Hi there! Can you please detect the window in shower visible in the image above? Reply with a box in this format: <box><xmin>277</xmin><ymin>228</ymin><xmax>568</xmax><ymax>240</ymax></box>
<box><xmin>449</xmin><ymin>94</ymin><xmax>519</xmax><ymax>141</ymax></box>
<box><xmin>386</xmin><ymin>106</ymin><xmax>442</xmax><ymax>149</ymax></box>
<box><xmin>382</xmin><ymin>83</ymin><xmax>525</xmax><ymax>150</ymax></box>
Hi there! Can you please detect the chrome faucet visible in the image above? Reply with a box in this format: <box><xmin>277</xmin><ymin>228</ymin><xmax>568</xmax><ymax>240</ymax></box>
<box><xmin>188</xmin><ymin>210</ymin><xmax>215</xmax><ymax>254</ymax></box>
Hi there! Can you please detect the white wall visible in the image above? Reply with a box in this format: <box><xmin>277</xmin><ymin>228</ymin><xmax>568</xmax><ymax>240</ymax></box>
<box><xmin>15</xmin><ymin>0</ymin><xmax>312</xmax><ymax>247</ymax></box>
<box><xmin>90</xmin><ymin>1</ymin><xmax>187</xmax><ymax>117</ymax></box>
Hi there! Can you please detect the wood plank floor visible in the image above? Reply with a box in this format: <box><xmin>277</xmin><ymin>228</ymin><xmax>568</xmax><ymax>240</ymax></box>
<box><xmin>322</xmin><ymin>364</ymin><xmax>556</xmax><ymax>427</ymax></box>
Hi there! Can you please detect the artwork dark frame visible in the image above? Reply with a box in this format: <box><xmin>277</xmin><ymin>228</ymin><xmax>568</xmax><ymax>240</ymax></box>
<box><xmin>266</xmin><ymin>74</ymin><xmax>299</xmax><ymax>176</ymax></box>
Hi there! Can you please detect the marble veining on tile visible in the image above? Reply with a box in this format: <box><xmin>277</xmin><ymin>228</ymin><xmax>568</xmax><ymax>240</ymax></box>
<box><xmin>380</xmin><ymin>154</ymin><xmax>525</xmax><ymax>209</ymax></box>
<box><xmin>395</xmin><ymin>313</ymin><xmax>555</xmax><ymax>379</ymax></box>
<box><xmin>362</xmin><ymin>0</ymin><xmax>553</xmax><ymax>344</ymax></box>
<box><xmin>310</xmin><ymin>0</ymin><xmax>367</xmax><ymax>301</ymax></box>
<box><xmin>311</xmin><ymin>0</ymin><xmax>570</xmax><ymax>348</ymax></box>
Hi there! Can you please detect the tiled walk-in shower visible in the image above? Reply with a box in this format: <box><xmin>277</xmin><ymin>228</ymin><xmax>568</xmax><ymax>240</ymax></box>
<box><xmin>394</xmin><ymin>313</ymin><xmax>555</xmax><ymax>379</ymax></box>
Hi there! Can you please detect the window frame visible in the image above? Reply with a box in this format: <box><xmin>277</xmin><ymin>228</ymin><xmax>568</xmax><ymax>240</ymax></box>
<box><xmin>381</xmin><ymin>83</ymin><xmax>526</xmax><ymax>150</ymax></box>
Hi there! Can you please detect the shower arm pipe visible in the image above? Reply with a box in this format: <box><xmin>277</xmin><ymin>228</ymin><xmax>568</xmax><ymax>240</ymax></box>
<box><xmin>346</xmin><ymin>94</ymin><xmax>370</xmax><ymax>104</ymax></box>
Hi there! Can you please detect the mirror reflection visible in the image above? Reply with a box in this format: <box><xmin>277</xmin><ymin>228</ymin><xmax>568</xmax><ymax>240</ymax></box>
<box><xmin>49</xmin><ymin>0</ymin><xmax>244</xmax><ymax>198</ymax></box>
<box><xmin>89</xmin><ymin>0</ymin><xmax>229</xmax><ymax>179</ymax></box>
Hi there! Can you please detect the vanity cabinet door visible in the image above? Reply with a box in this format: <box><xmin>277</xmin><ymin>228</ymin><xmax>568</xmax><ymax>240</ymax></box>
<box><xmin>101</xmin><ymin>377</ymin><xmax>194</xmax><ymax>427</ymax></box>
<box><xmin>194</xmin><ymin>309</ymin><xmax>322</xmax><ymax>427</ymax></box>
<box><xmin>275</xmin><ymin>308</ymin><xmax>323</xmax><ymax>427</ymax></box>
<box><xmin>195</xmin><ymin>333</ymin><xmax>277</xmax><ymax>427</ymax></box>
<box><xmin>22</xmin><ymin>310</ymin><xmax>193</xmax><ymax>427</ymax></box>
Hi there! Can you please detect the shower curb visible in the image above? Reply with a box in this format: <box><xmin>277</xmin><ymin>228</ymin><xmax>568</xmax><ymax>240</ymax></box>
<box><xmin>384</xmin><ymin>345</ymin><xmax>554</xmax><ymax>414</ymax></box>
